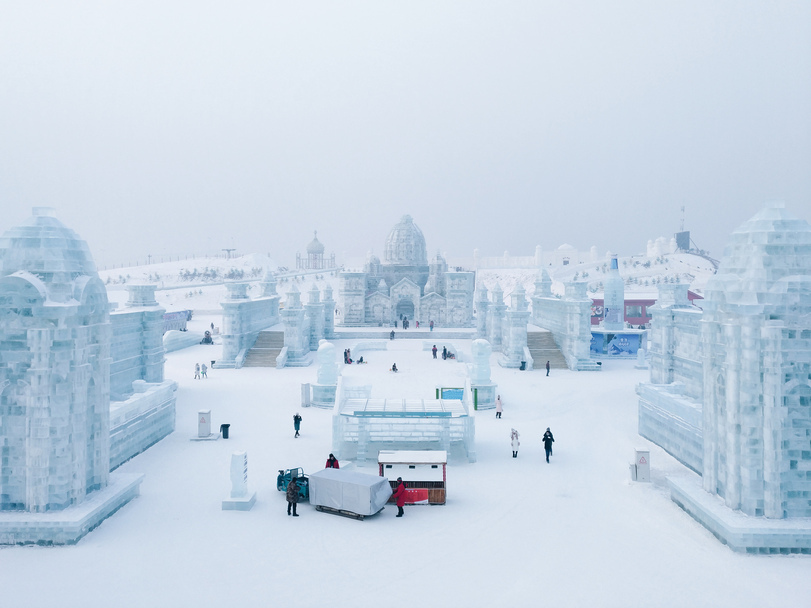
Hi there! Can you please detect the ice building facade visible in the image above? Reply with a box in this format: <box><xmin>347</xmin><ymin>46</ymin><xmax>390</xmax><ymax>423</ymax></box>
<box><xmin>337</xmin><ymin>216</ymin><xmax>475</xmax><ymax>327</ymax></box>
<box><xmin>0</xmin><ymin>209</ymin><xmax>146</xmax><ymax>544</ymax></box>
<box><xmin>217</xmin><ymin>274</ymin><xmax>282</xmax><ymax>367</ymax></box>
<box><xmin>529</xmin><ymin>271</ymin><xmax>599</xmax><ymax>371</ymax></box>
<box><xmin>331</xmin><ymin>376</ymin><xmax>476</xmax><ymax>463</ymax></box>
<box><xmin>475</xmin><ymin>283</ymin><xmax>531</xmax><ymax>369</ymax></box>
<box><xmin>638</xmin><ymin>203</ymin><xmax>811</xmax><ymax>552</ymax></box>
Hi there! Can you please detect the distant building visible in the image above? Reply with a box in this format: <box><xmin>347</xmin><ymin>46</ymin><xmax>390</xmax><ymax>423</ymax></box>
<box><xmin>296</xmin><ymin>231</ymin><xmax>336</xmax><ymax>271</ymax></box>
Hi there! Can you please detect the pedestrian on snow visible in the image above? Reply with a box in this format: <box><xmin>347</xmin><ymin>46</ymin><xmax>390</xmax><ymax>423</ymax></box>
<box><xmin>442</xmin><ymin>346</ymin><xmax>447</xmax><ymax>360</ymax></box>
<box><xmin>391</xmin><ymin>363</ymin><xmax>398</xmax><ymax>373</ymax></box>
<box><xmin>495</xmin><ymin>395</ymin><xmax>503</xmax><ymax>418</ymax></box>
<box><xmin>325</xmin><ymin>454</ymin><xmax>340</xmax><ymax>469</ymax></box>
<box><xmin>416</xmin><ymin>321</ymin><xmax>419</xmax><ymax>328</ymax></box>
<box><xmin>347</xmin><ymin>348</ymin><xmax>352</xmax><ymax>363</ymax></box>
<box><xmin>543</xmin><ymin>427</ymin><xmax>555</xmax><ymax>463</ymax></box>
<box><xmin>390</xmin><ymin>330</ymin><xmax>395</xmax><ymax>340</ymax></box>
<box><xmin>343</xmin><ymin>349</ymin><xmax>348</xmax><ymax>364</ymax></box>
<box><xmin>392</xmin><ymin>477</ymin><xmax>406</xmax><ymax>517</ymax></box>
<box><xmin>511</xmin><ymin>428</ymin><xmax>520</xmax><ymax>458</ymax></box>
<box><xmin>286</xmin><ymin>477</ymin><xmax>300</xmax><ymax>516</ymax></box>
<box><xmin>546</xmin><ymin>360</ymin><xmax>550</xmax><ymax>376</ymax></box>
<box><xmin>293</xmin><ymin>413</ymin><xmax>302</xmax><ymax>438</ymax></box>
<box><xmin>432</xmin><ymin>345</ymin><xmax>437</xmax><ymax>359</ymax></box>
<box><xmin>194</xmin><ymin>363</ymin><xmax>200</xmax><ymax>379</ymax></box>
<box><xmin>201</xmin><ymin>363</ymin><xmax>208</xmax><ymax>378</ymax></box>
<box><xmin>210</xmin><ymin>322</ymin><xmax>214</xmax><ymax>331</ymax></box>
<box><xmin>429</xmin><ymin>320</ymin><xmax>434</xmax><ymax>332</ymax></box>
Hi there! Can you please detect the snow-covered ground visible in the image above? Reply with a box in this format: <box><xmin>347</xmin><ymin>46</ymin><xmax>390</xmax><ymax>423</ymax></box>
<box><xmin>1</xmin><ymin>316</ymin><xmax>808</xmax><ymax>608</ymax></box>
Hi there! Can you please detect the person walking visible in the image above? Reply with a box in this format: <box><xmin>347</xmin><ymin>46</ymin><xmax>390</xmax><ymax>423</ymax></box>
<box><xmin>546</xmin><ymin>360</ymin><xmax>550</xmax><ymax>376</ymax></box>
<box><xmin>432</xmin><ymin>345</ymin><xmax>437</xmax><ymax>359</ymax></box>
<box><xmin>194</xmin><ymin>363</ymin><xmax>200</xmax><ymax>379</ymax></box>
<box><xmin>293</xmin><ymin>413</ymin><xmax>302</xmax><ymax>438</ymax></box>
<box><xmin>390</xmin><ymin>330</ymin><xmax>395</xmax><ymax>340</ymax></box>
<box><xmin>201</xmin><ymin>363</ymin><xmax>207</xmax><ymax>378</ymax></box>
<box><xmin>429</xmin><ymin>320</ymin><xmax>434</xmax><ymax>332</ymax></box>
<box><xmin>511</xmin><ymin>428</ymin><xmax>520</xmax><ymax>458</ymax></box>
<box><xmin>286</xmin><ymin>477</ymin><xmax>300</xmax><ymax>516</ymax></box>
<box><xmin>442</xmin><ymin>346</ymin><xmax>447</xmax><ymax>360</ymax></box>
<box><xmin>495</xmin><ymin>395</ymin><xmax>503</xmax><ymax>419</ymax></box>
<box><xmin>392</xmin><ymin>477</ymin><xmax>406</xmax><ymax>517</ymax></box>
<box><xmin>543</xmin><ymin>427</ymin><xmax>555</xmax><ymax>463</ymax></box>
<box><xmin>325</xmin><ymin>453</ymin><xmax>340</xmax><ymax>469</ymax></box>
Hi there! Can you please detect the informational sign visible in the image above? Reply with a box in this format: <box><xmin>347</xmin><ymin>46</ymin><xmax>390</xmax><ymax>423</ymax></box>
<box><xmin>440</xmin><ymin>388</ymin><xmax>464</xmax><ymax>400</ymax></box>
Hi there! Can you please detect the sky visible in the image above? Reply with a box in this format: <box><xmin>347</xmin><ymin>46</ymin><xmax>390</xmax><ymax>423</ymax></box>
<box><xmin>1</xmin><ymin>1</ymin><xmax>809</xmax><ymax>268</ymax></box>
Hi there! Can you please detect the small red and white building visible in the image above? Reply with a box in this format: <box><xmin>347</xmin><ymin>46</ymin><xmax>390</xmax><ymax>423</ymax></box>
<box><xmin>378</xmin><ymin>450</ymin><xmax>447</xmax><ymax>505</ymax></box>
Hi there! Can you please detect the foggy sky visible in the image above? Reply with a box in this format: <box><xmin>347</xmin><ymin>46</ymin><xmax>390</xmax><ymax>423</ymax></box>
<box><xmin>1</xmin><ymin>2</ymin><xmax>809</xmax><ymax>268</ymax></box>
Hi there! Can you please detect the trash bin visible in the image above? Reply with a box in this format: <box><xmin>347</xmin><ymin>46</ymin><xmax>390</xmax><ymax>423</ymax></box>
<box><xmin>211</xmin><ymin>360</ymin><xmax>216</xmax><ymax>367</ymax></box>
<box><xmin>220</xmin><ymin>424</ymin><xmax>231</xmax><ymax>439</ymax></box>
<box><xmin>519</xmin><ymin>361</ymin><xmax>526</xmax><ymax>371</ymax></box>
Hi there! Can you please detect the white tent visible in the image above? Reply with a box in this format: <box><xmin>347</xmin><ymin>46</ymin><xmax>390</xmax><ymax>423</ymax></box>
<box><xmin>308</xmin><ymin>469</ymin><xmax>393</xmax><ymax>517</ymax></box>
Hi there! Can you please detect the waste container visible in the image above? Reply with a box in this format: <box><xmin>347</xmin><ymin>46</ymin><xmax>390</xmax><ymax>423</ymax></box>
<box><xmin>519</xmin><ymin>361</ymin><xmax>526</xmax><ymax>371</ymax></box>
<box><xmin>220</xmin><ymin>423</ymin><xmax>231</xmax><ymax>439</ymax></box>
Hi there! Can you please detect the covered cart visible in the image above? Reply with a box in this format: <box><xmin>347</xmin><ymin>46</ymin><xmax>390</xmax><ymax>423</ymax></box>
<box><xmin>308</xmin><ymin>469</ymin><xmax>393</xmax><ymax>520</ymax></box>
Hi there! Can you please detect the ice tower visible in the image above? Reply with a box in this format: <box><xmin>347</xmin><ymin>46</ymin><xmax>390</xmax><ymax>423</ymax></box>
<box><xmin>638</xmin><ymin>202</ymin><xmax>811</xmax><ymax>552</ymax></box>
<box><xmin>0</xmin><ymin>209</ymin><xmax>143</xmax><ymax>543</ymax></box>
<box><xmin>602</xmin><ymin>254</ymin><xmax>624</xmax><ymax>330</ymax></box>
<box><xmin>0</xmin><ymin>208</ymin><xmax>110</xmax><ymax>511</ymax></box>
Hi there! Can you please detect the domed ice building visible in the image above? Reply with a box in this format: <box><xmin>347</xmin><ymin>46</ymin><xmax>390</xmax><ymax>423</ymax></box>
<box><xmin>296</xmin><ymin>231</ymin><xmax>336</xmax><ymax>271</ymax></box>
<box><xmin>337</xmin><ymin>215</ymin><xmax>475</xmax><ymax>326</ymax></box>
<box><xmin>0</xmin><ymin>208</ymin><xmax>175</xmax><ymax>543</ymax></box>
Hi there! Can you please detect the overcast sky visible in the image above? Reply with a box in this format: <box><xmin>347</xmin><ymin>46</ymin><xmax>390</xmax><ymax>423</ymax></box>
<box><xmin>1</xmin><ymin>2</ymin><xmax>809</xmax><ymax>268</ymax></box>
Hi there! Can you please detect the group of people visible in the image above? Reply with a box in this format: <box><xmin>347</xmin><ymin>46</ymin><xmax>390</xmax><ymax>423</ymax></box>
<box><xmin>508</xmin><ymin>427</ymin><xmax>555</xmax><ymax>462</ymax></box>
<box><xmin>495</xmin><ymin>396</ymin><xmax>555</xmax><ymax>461</ymax></box>
<box><xmin>193</xmin><ymin>363</ymin><xmax>208</xmax><ymax>379</ymax></box>
<box><xmin>429</xmin><ymin>344</ymin><xmax>455</xmax><ymax>360</ymax></box>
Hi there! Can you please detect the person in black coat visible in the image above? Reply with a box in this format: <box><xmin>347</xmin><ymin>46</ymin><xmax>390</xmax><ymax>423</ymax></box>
<box><xmin>543</xmin><ymin>427</ymin><xmax>554</xmax><ymax>463</ymax></box>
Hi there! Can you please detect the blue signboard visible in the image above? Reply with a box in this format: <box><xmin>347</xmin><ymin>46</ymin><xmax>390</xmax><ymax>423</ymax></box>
<box><xmin>440</xmin><ymin>388</ymin><xmax>464</xmax><ymax>400</ymax></box>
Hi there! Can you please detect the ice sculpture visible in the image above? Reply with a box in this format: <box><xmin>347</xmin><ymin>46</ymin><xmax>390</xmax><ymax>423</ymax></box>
<box><xmin>222</xmin><ymin>451</ymin><xmax>256</xmax><ymax>511</ymax></box>
<box><xmin>470</xmin><ymin>339</ymin><xmax>492</xmax><ymax>385</ymax></box>
<box><xmin>317</xmin><ymin>341</ymin><xmax>339</xmax><ymax>385</ymax></box>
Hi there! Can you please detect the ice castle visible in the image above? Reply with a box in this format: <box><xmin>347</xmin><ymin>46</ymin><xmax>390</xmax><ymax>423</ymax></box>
<box><xmin>338</xmin><ymin>215</ymin><xmax>475</xmax><ymax>327</ymax></box>
<box><xmin>638</xmin><ymin>202</ymin><xmax>811</xmax><ymax>552</ymax></box>
<box><xmin>0</xmin><ymin>208</ymin><xmax>171</xmax><ymax>544</ymax></box>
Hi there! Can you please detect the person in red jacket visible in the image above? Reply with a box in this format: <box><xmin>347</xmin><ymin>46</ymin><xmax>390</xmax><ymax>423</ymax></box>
<box><xmin>392</xmin><ymin>477</ymin><xmax>406</xmax><ymax>517</ymax></box>
<box><xmin>325</xmin><ymin>454</ymin><xmax>339</xmax><ymax>469</ymax></box>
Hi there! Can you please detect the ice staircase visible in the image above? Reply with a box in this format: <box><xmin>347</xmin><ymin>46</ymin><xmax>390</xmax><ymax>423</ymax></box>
<box><xmin>527</xmin><ymin>331</ymin><xmax>568</xmax><ymax>370</ymax></box>
<box><xmin>243</xmin><ymin>331</ymin><xmax>285</xmax><ymax>367</ymax></box>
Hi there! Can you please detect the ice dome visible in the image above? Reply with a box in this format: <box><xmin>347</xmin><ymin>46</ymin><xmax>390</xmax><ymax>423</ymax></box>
<box><xmin>705</xmin><ymin>202</ymin><xmax>811</xmax><ymax>309</ymax></box>
<box><xmin>0</xmin><ymin>207</ymin><xmax>98</xmax><ymax>282</ymax></box>
<box><xmin>384</xmin><ymin>215</ymin><xmax>427</xmax><ymax>265</ymax></box>
<box><xmin>306</xmin><ymin>231</ymin><xmax>325</xmax><ymax>254</ymax></box>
